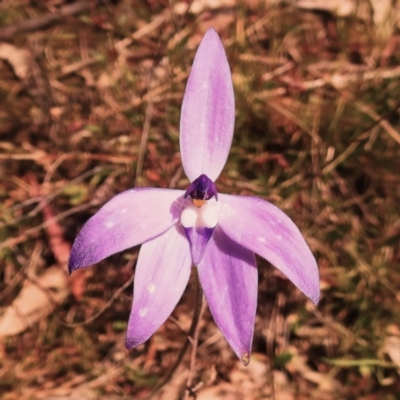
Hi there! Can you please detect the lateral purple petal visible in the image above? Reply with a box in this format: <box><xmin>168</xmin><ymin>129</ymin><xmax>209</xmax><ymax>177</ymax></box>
<box><xmin>125</xmin><ymin>224</ymin><xmax>191</xmax><ymax>348</ymax></box>
<box><xmin>69</xmin><ymin>188</ymin><xmax>185</xmax><ymax>272</ymax></box>
<box><xmin>218</xmin><ymin>194</ymin><xmax>320</xmax><ymax>305</ymax></box>
<box><xmin>180</xmin><ymin>28</ymin><xmax>235</xmax><ymax>182</ymax></box>
<box><xmin>198</xmin><ymin>226</ymin><xmax>257</xmax><ymax>365</ymax></box>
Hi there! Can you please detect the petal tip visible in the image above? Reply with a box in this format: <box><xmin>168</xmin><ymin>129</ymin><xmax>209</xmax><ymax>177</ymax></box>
<box><xmin>68</xmin><ymin>248</ymin><xmax>82</xmax><ymax>274</ymax></box>
<box><xmin>125</xmin><ymin>337</ymin><xmax>135</xmax><ymax>350</ymax></box>
<box><xmin>125</xmin><ymin>329</ymin><xmax>145</xmax><ymax>349</ymax></box>
<box><xmin>306</xmin><ymin>271</ymin><xmax>320</xmax><ymax>305</ymax></box>
<box><xmin>310</xmin><ymin>290</ymin><xmax>320</xmax><ymax>306</ymax></box>
<box><xmin>204</xmin><ymin>27</ymin><xmax>220</xmax><ymax>41</ymax></box>
<box><xmin>68</xmin><ymin>238</ymin><xmax>94</xmax><ymax>273</ymax></box>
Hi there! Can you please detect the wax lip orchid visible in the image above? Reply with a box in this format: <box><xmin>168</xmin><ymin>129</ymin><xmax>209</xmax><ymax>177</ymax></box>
<box><xmin>69</xmin><ymin>28</ymin><xmax>319</xmax><ymax>365</ymax></box>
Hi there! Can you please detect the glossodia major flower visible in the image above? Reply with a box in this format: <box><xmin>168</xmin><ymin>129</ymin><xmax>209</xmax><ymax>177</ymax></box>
<box><xmin>69</xmin><ymin>28</ymin><xmax>319</xmax><ymax>365</ymax></box>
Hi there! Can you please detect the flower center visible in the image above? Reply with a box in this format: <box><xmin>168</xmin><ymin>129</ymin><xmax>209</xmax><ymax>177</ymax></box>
<box><xmin>181</xmin><ymin>173</ymin><xmax>218</xmax><ymax>228</ymax></box>
<box><xmin>180</xmin><ymin>174</ymin><xmax>218</xmax><ymax>265</ymax></box>
<box><xmin>181</xmin><ymin>174</ymin><xmax>218</xmax><ymax>228</ymax></box>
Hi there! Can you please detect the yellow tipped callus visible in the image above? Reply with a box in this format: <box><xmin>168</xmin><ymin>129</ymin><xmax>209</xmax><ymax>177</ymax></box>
<box><xmin>193</xmin><ymin>199</ymin><xmax>206</xmax><ymax>208</ymax></box>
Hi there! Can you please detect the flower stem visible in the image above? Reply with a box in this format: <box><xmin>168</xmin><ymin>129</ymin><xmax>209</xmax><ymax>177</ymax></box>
<box><xmin>184</xmin><ymin>268</ymin><xmax>205</xmax><ymax>399</ymax></box>
<box><xmin>145</xmin><ymin>267</ymin><xmax>204</xmax><ymax>399</ymax></box>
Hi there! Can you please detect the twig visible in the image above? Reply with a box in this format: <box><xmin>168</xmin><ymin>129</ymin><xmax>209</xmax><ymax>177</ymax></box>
<box><xmin>322</xmin><ymin>142</ymin><xmax>360</xmax><ymax>175</ymax></box>
<box><xmin>115</xmin><ymin>12</ymin><xmax>169</xmax><ymax>52</ymax></box>
<box><xmin>168</xmin><ymin>0</ymin><xmax>180</xmax><ymax>30</ymax></box>
<box><xmin>0</xmin><ymin>166</ymin><xmax>109</xmax><ymax>228</ymax></box>
<box><xmin>304</xmin><ymin>66</ymin><xmax>400</xmax><ymax>145</ymax></box>
<box><xmin>28</xmin><ymin>174</ymin><xmax>71</xmax><ymax>266</ymax></box>
<box><xmin>266</xmin><ymin>99</ymin><xmax>320</xmax><ymax>142</ymax></box>
<box><xmin>169</xmin><ymin>166</ymin><xmax>183</xmax><ymax>189</ymax></box>
<box><xmin>0</xmin><ymin>0</ymin><xmax>99</xmax><ymax>41</ymax></box>
<box><xmin>136</xmin><ymin>92</ymin><xmax>154</xmax><ymax>187</ymax></box>
<box><xmin>0</xmin><ymin>151</ymin><xmax>137</xmax><ymax>164</ymax></box>
<box><xmin>0</xmin><ymin>203</ymin><xmax>94</xmax><ymax>252</ymax></box>
<box><xmin>262</xmin><ymin>62</ymin><xmax>295</xmax><ymax>81</ymax></box>
<box><xmin>351</xmin><ymin>99</ymin><xmax>400</xmax><ymax>145</ymax></box>
<box><xmin>61</xmin><ymin>257</ymin><xmax>136</xmax><ymax>328</ymax></box>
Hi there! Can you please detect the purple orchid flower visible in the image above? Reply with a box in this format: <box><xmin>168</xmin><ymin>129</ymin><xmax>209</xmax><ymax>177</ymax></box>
<box><xmin>69</xmin><ymin>28</ymin><xmax>319</xmax><ymax>365</ymax></box>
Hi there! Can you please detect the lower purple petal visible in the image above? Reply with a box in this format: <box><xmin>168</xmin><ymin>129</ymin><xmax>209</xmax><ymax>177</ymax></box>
<box><xmin>198</xmin><ymin>226</ymin><xmax>257</xmax><ymax>364</ymax></box>
<box><xmin>183</xmin><ymin>226</ymin><xmax>214</xmax><ymax>265</ymax></box>
<box><xmin>125</xmin><ymin>224</ymin><xmax>191</xmax><ymax>349</ymax></box>
<box><xmin>218</xmin><ymin>194</ymin><xmax>320</xmax><ymax>305</ymax></box>
<box><xmin>69</xmin><ymin>188</ymin><xmax>184</xmax><ymax>272</ymax></box>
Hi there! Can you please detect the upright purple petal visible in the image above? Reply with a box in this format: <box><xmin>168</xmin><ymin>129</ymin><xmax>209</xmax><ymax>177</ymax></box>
<box><xmin>218</xmin><ymin>194</ymin><xmax>320</xmax><ymax>305</ymax></box>
<box><xmin>69</xmin><ymin>188</ymin><xmax>185</xmax><ymax>272</ymax></box>
<box><xmin>125</xmin><ymin>224</ymin><xmax>191</xmax><ymax>348</ymax></box>
<box><xmin>198</xmin><ymin>226</ymin><xmax>257</xmax><ymax>365</ymax></box>
<box><xmin>180</xmin><ymin>28</ymin><xmax>235</xmax><ymax>182</ymax></box>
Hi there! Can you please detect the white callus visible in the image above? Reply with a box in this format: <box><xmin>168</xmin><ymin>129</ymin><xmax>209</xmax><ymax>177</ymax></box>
<box><xmin>180</xmin><ymin>200</ymin><xmax>218</xmax><ymax>229</ymax></box>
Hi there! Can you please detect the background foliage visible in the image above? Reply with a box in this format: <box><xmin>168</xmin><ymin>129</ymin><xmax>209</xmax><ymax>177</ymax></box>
<box><xmin>1</xmin><ymin>0</ymin><xmax>400</xmax><ymax>399</ymax></box>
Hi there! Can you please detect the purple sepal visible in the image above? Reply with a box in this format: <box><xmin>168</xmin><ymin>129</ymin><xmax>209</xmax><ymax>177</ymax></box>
<box><xmin>184</xmin><ymin>174</ymin><xmax>218</xmax><ymax>200</ymax></box>
<box><xmin>218</xmin><ymin>194</ymin><xmax>320</xmax><ymax>305</ymax></box>
<box><xmin>125</xmin><ymin>224</ymin><xmax>191</xmax><ymax>349</ymax></box>
<box><xmin>180</xmin><ymin>28</ymin><xmax>235</xmax><ymax>182</ymax></box>
<box><xmin>198</xmin><ymin>226</ymin><xmax>257</xmax><ymax>364</ymax></box>
<box><xmin>68</xmin><ymin>188</ymin><xmax>185</xmax><ymax>273</ymax></box>
<box><xmin>183</xmin><ymin>226</ymin><xmax>214</xmax><ymax>265</ymax></box>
